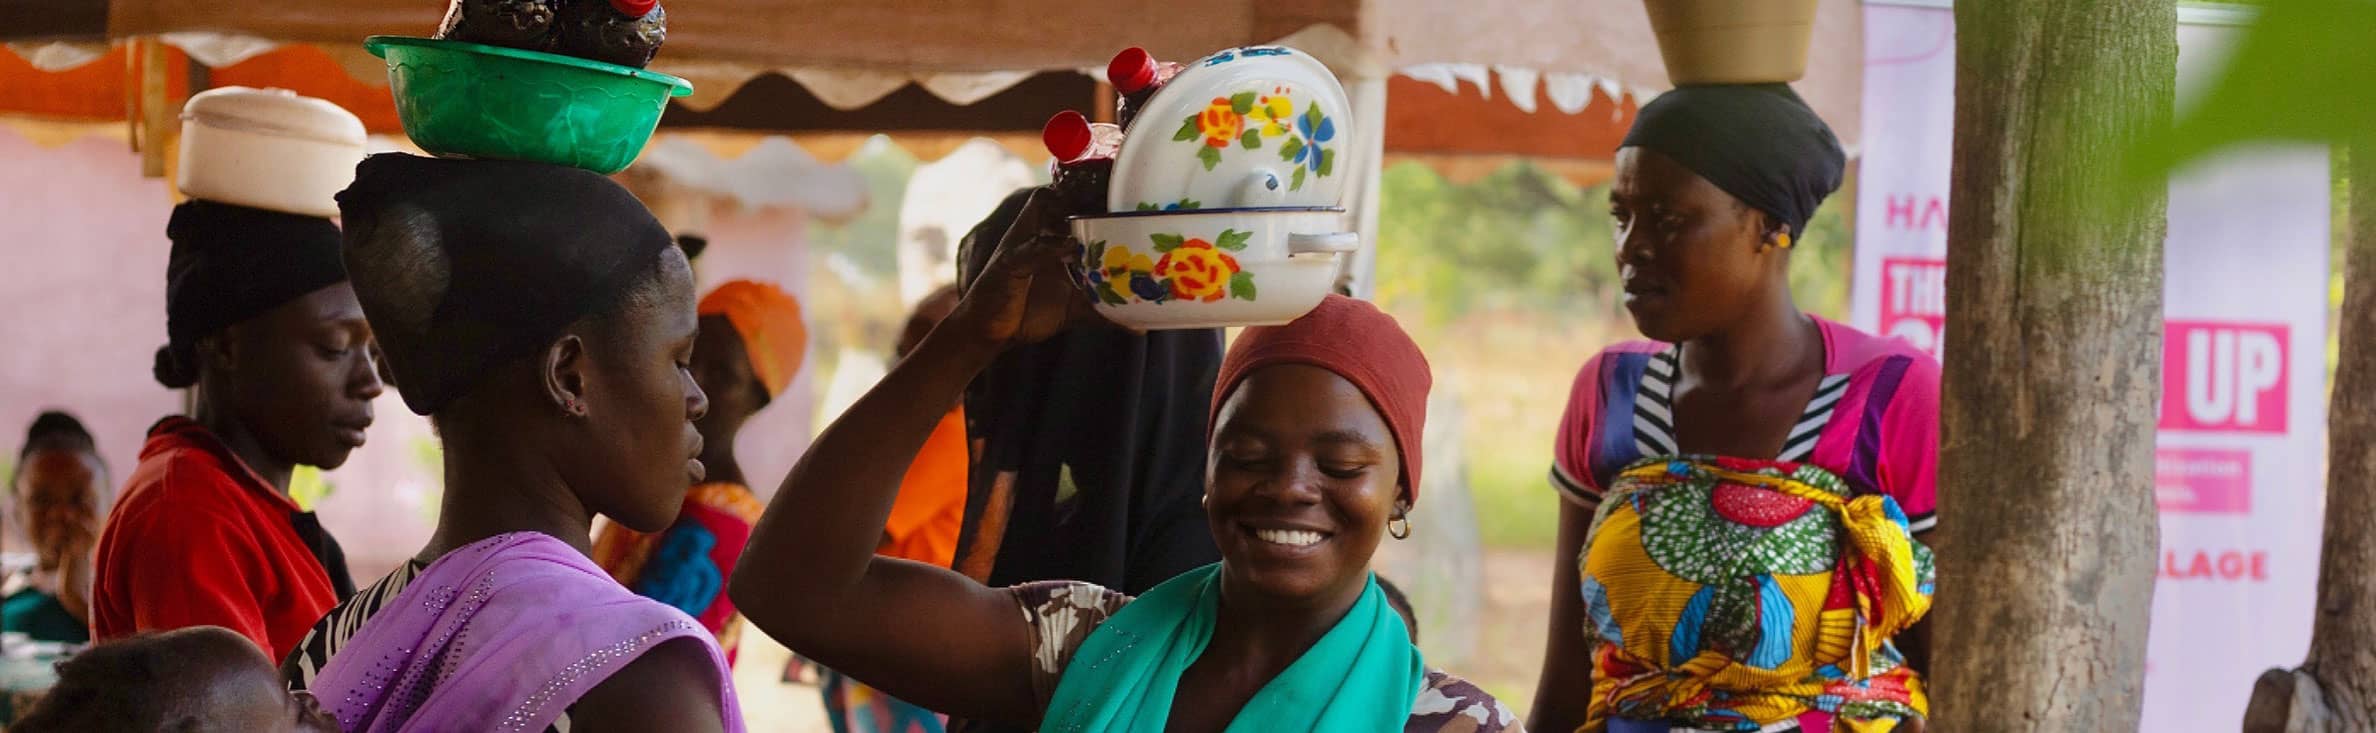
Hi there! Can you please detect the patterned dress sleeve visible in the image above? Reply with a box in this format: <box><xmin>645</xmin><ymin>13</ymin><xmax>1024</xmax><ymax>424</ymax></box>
<box><xmin>1007</xmin><ymin>580</ymin><xmax>1135</xmax><ymax>715</ymax></box>
<box><xmin>1551</xmin><ymin>352</ymin><xmax>1609</xmax><ymax>507</ymax></box>
<box><xmin>1407</xmin><ymin>669</ymin><xmax>1526</xmax><ymax>732</ymax></box>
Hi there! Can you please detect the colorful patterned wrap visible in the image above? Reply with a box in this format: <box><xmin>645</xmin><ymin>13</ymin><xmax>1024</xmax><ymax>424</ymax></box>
<box><xmin>1581</xmin><ymin>455</ymin><xmax>1934</xmax><ymax>732</ymax></box>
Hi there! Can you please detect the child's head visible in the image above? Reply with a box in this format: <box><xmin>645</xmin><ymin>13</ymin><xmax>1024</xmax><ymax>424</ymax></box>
<box><xmin>14</xmin><ymin>626</ymin><xmax>337</xmax><ymax>732</ymax></box>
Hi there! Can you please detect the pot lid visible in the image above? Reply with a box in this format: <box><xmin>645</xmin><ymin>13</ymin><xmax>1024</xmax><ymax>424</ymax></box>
<box><xmin>1108</xmin><ymin>46</ymin><xmax>1353</xmax><ymax>213</ymax></box>
<box><xmin>181</xmin><ymin>87</ymin><xmax>367</xmax><ymax>146</ymax></box>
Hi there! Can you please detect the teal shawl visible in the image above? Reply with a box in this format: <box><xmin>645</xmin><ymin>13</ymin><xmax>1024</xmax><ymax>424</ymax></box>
<box><xmin>1041</xmin><ymin>563</ymin><xmax>1425</xmax><ymax>732</ymax></box>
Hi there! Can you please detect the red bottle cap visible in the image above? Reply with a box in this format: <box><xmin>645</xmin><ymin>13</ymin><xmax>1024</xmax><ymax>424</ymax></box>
<box><xmin>1043</xmin><ymin>110</ymin><xmax>1094</xmax><ymax>162</ymax></box>
<box><xmin>610</xmin><ymin>0</ymin><xmax>658</xmax><ymax>18</ymax></box>
<box><xmin>1108</xmin><ymin>47</ymin><xmax>1158</xmax><ymax>93</ymax></box>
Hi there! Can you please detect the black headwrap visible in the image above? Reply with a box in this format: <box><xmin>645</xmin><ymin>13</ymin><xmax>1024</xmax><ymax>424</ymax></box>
<box><xmin>1620</xmin><ymin>84</ymin><xmax>1845</xmax><ymax>238</ymax></box>
<box><xmin>22</xmin><ymin>410</ymin><xmax>95</xmax><ymax>457</ymax></box>
<box><xmin>155</xmin><ymin>201</ymin><xmax>347</xmax><ymax>388</ymax></box>
<box><xmin>336</xmin><ymin>153</ymin><xmax>674</xmax><ymax>415</ymax></box>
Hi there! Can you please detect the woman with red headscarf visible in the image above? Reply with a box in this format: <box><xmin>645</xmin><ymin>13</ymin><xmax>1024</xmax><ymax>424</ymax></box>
<box><xmin>729</xmin><ymin>189</ymin><xmax>1518</xmax><ymax>732</ymax></box>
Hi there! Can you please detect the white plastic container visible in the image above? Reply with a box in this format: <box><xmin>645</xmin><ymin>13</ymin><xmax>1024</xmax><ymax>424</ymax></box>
<box><xmin>177</xmin><ymin>87</ymin><xmax>367</xmax><ymax>218</ymax></box>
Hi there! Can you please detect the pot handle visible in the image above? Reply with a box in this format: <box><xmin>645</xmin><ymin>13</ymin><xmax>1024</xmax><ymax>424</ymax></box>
<box><xmin>1287</xmin><ymin>231</ymin><xmax>1360</xmax><ymax>255</ymax></box>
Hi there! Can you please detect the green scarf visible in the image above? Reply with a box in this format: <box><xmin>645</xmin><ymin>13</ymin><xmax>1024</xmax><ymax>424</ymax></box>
<box><xmin>1041</xmin><ymin>563</ymin><xmax>1425</xmax><ymax>733</ymax></box>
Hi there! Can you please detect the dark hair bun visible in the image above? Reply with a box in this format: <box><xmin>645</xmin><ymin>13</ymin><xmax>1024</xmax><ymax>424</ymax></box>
<box><xmin>152</xmin><ymin>345</ymin><xmax>199</xmax><ymax>389</ymax></box>
<box><xmin>676</xmin><ymin>234</ymin><xmax>708</xmax><ymax>261</ymax></box>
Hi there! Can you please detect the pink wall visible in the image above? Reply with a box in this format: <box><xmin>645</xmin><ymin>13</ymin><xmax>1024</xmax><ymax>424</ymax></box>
<box><xmin>689</xmin><ymin>203</ymin><xmax>815</xmax><ymax>502</ymax></box>
<box><xmin>0</xmin><ymin>131</ymin><xmax>180</xmax><ymax>494</ymax></box>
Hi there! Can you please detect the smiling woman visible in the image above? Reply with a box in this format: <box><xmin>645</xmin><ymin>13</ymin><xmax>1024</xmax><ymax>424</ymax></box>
<box><xmin>730</xmin><ymin>188</ymin><xmax>1520</xmax><ymax>733</ymax></box>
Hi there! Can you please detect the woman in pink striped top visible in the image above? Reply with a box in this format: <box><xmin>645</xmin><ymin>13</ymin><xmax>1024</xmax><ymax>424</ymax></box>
<box><xmin>1529</xmin><ymin>84</ymin><xmax>1941</xmax><ymax>733</ymax></box>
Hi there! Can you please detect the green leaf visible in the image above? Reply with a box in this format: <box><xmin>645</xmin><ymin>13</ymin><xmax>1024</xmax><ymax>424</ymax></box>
<box><xmin>1240</xmin><ymin>129</ymin><xmax>1261</xmax><ymax>150</ymax></box>
<box><xmin>1150</xmin><ymin>233</ymin><xmax>1185</xmax><ymax>252</ymax></box>
<box><xmin>1178</xmin><ymin>199</ymin><xmax>1202</xmax><ymax>210</ymax></box>
<box><xmin>1098</xmin><ymin>282</ymin><xmax>1129</xmax><ymax>305</ymax></box>
<box><xmin>1291</xmin><ymin>166</ymin><xmax>1308</xmax><ymax>191</ymax></box>
<box><xmin>1231</xmin><ymin>92</ymin><xmax>1256</xmax><ymax>115</ymax></box>
<box><xmin>1215</xmin><ymin>228</ymin><xmax>1252</xmax><ymax>251</ymax></box>
<box><xmin>1197</xmin><ymin>146</ymin><xmax>1222</xmax><ymax>171</ymax></box>
<box><xmin>1278</xmin><ymin>137</ymin><xmax>1304</xmax><ymax>163</ymax></box>
<box><xmin>1136</xmin><ymin>202</ymin><xmax>1160</xmax><ymax>211</ymax></box>
<box><xmin>1304</xmin><ymin>102</ymin><xmax>1323</xmax><ymax>127</ymax></box>
<box><xmin>1318</xmin><ymin>148</ymin><xmax>1336</xmax><ymax>177</ymax></box>
<box><xmin>1230</xmin><ymin>272</ymin><xmax>1258</xmax><ymax>301</ymax></box>
<box><xmin>1173</xmin><ymin>116</ymin><xmax>1200</xmax><ymax>142</ymax></box>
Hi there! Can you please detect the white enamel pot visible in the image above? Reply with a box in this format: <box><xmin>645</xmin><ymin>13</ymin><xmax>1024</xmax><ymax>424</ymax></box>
<box><xmin>1068</xmin><ymin>207</ymin><xmax>1358</xmax><ymax>330</ymax></box>
<box><xmin>177</xmin><ymin>87</ymin><xmax>367</xmax><ymax>217</ymax></box>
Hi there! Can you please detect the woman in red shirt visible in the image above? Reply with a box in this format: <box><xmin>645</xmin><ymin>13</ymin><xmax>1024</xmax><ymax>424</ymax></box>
<box><xmin>90</xmin><ymin>199</ymin><xmax>384</xmax><ymax>661</ymax></box>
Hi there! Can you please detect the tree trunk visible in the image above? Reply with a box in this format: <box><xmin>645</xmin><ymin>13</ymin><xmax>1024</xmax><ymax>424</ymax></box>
<box><xmin>1933</xmin><ymin>1</ymin><xmax>2173</xmax><ymax>729</ymax></box>
<box><xmin>2241</xmin><ymin>147</ymin><xmax>2376</xmax><ymax>733</ymax></box>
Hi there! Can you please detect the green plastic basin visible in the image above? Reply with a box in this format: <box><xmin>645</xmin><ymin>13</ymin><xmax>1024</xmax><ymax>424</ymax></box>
<box><xmin>365</xmin><ymin>35</ymin><xmax>692</xmax><ymax>175</ymax></box>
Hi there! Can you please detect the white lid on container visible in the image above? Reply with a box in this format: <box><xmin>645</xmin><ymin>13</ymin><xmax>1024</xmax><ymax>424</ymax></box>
<box><xmin>181</xmin><ymin>87</ymin><xmax>367</xmax><ymax>146</ymax></box>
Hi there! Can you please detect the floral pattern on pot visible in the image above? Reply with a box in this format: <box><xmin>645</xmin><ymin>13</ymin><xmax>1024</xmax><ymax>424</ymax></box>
<box><xmin>1077</xmin><ymin>229</ymin><xmax>1259</xmax><ymax>306</ymax></box>
<box><xmin>1169</xmin><ymin>87</ymin><xmax>1337</xmax><ymax>191</ymax></box>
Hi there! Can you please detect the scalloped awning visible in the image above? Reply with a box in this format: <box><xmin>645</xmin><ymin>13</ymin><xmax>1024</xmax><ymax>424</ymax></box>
<box><xmin>4</xmin><ymin>0</ymin><xmax>1864</xmax><ymax>149</ymax></box>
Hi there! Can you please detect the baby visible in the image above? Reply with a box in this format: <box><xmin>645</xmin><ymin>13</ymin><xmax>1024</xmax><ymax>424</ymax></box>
<box><xmin>13</xmin><ymin>626</ymin><xmax>336</xmax><ymax>732</ymax></box>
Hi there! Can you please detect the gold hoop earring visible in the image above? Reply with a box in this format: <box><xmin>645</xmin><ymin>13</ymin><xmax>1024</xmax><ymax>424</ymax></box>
<box><xmin>1775</xmin><ymin>232</ymin><xmax>1794</xmax><ymax>249</ymax></box>
<box><xmin>1388</xmin><ymin>514</ymin><xmax>1412</xmax><ymax>540</ymax></box>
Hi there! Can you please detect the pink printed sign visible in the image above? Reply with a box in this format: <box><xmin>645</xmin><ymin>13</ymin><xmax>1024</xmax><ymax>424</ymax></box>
<box><xmin>1878</xmin><ymin>257</ymin><xmax>1946</xmax><ymax>358</ymax></box>
<box><xmin>2155</xmin><ymin>448</ymin><xmax>2252</xmax><ymax>514</ymax></box>
<box><xmin>2160</xmin><ymin>321</ymin><xmax>2290</xmax><ymax>434</ymax></box>
<box><xmin>1856</xmin><ymin>6</ymin><xmax>2330</xmax><ymax>730</ymax></box>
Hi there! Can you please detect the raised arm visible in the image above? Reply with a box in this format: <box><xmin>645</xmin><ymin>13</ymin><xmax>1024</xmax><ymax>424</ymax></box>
<box><xmin>729</xmin><ymin>188</ymin><xmax>1076</xmax><ymax>726</ymax></box>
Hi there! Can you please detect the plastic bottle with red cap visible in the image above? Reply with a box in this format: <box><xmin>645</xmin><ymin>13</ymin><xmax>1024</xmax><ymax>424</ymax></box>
<box><xmin>436</xmin><ymin>0</ymin><xmax>562</xmax><ymax>50</ymax></box>
<box><xmin>1109</xmin><ymin>47</ymin><xmax>1183</xmax><ymax>131</ymax></box>
<box><xmin>554</xmin><ymin>0</ymin><xmax>669</xmax><ymax>68</ymax></box>
<box><xmin>1044</xmin><ymin>110</ymin><xmax>1122</xmax><ymax>213</ymax></box>
<box><xmin>434</xmin><ymin>0</ymin><xmax>667</xmax><ymax>67</ymax></box>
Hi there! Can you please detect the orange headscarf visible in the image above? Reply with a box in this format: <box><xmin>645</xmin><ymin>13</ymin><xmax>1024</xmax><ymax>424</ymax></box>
<box><xmin>698</xmin><ymin>280</ymin><xmax>807</xmax><ymax>398</ymax></box>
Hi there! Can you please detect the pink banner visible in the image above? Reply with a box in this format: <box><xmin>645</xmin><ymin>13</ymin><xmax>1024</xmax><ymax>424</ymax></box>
<box><xmin>1877</xmin><ymin>256</ymin><xmax>1946</xmax><ymax>358</ymax></box>
<box><xmin>2161</xmin><ymin>321</ymin><xmax>2290</xmax><ymax>433</ymax></box>
<box><xmin>2156</xmin><ymin>448</ymin><xmax>2253</xmax><ymax>514</ymax></box>
<box><xmin>1855</xmin><ymin>4</ymin><xmax>2330</xmax><ymax>730</ymax></box>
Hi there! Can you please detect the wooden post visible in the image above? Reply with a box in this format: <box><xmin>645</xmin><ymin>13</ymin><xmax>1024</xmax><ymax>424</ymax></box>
<box><xmin>1931</xmin><ymin>0</ymin><xmax>2175</xmax><ymax>728</ymax></box>
<box><xmin>2241</xmin><ymin>145</ymin><xmax>2376</xmax><ymax>733</ymax></box>
<box><xmin>138</xmin><ymin>38</ymin><xmax>172</xmax><ymax>179</ymax></box>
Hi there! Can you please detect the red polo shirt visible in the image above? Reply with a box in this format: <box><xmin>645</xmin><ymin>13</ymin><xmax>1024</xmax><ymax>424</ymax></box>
<box><xmin>91</xmin><ymin>417</ymin><xmax>341</xmax><ymax>660</ymax></box>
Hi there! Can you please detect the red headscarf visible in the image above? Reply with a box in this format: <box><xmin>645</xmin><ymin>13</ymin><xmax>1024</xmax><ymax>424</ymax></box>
<box><xmin>1211</xmin><ymin>295</ymin><xmax>1433</xmax><ymax>501</ymax></box>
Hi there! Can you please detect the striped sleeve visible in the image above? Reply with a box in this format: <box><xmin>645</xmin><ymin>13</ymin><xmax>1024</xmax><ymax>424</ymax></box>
<box><xmin>1552</xmin><ymin>353</ymin><xmax>1608</xmax><ymax>506</ymax></box>
<box><xmin>281</xmin><ymin>560</ymin><xmax>420</xmax><ymax>691</ymax></box>
<box><xmin>1876</xmin><ymin>354</ymin><xmax>1942</xmax><ymax>534</ymax></box>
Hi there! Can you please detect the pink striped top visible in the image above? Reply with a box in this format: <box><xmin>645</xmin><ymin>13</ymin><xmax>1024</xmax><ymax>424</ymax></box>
<box><xmin>1551</xmin><ymin>316</ymin><xmax>1940</xmax><ymax>532</ymax></box>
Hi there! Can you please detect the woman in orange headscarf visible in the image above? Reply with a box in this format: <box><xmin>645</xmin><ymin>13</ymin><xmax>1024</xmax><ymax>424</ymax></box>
<box><xmin>591</xmin><ymin>278</ymin><xmax>805</xmax><ymax>666</ymax></box>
